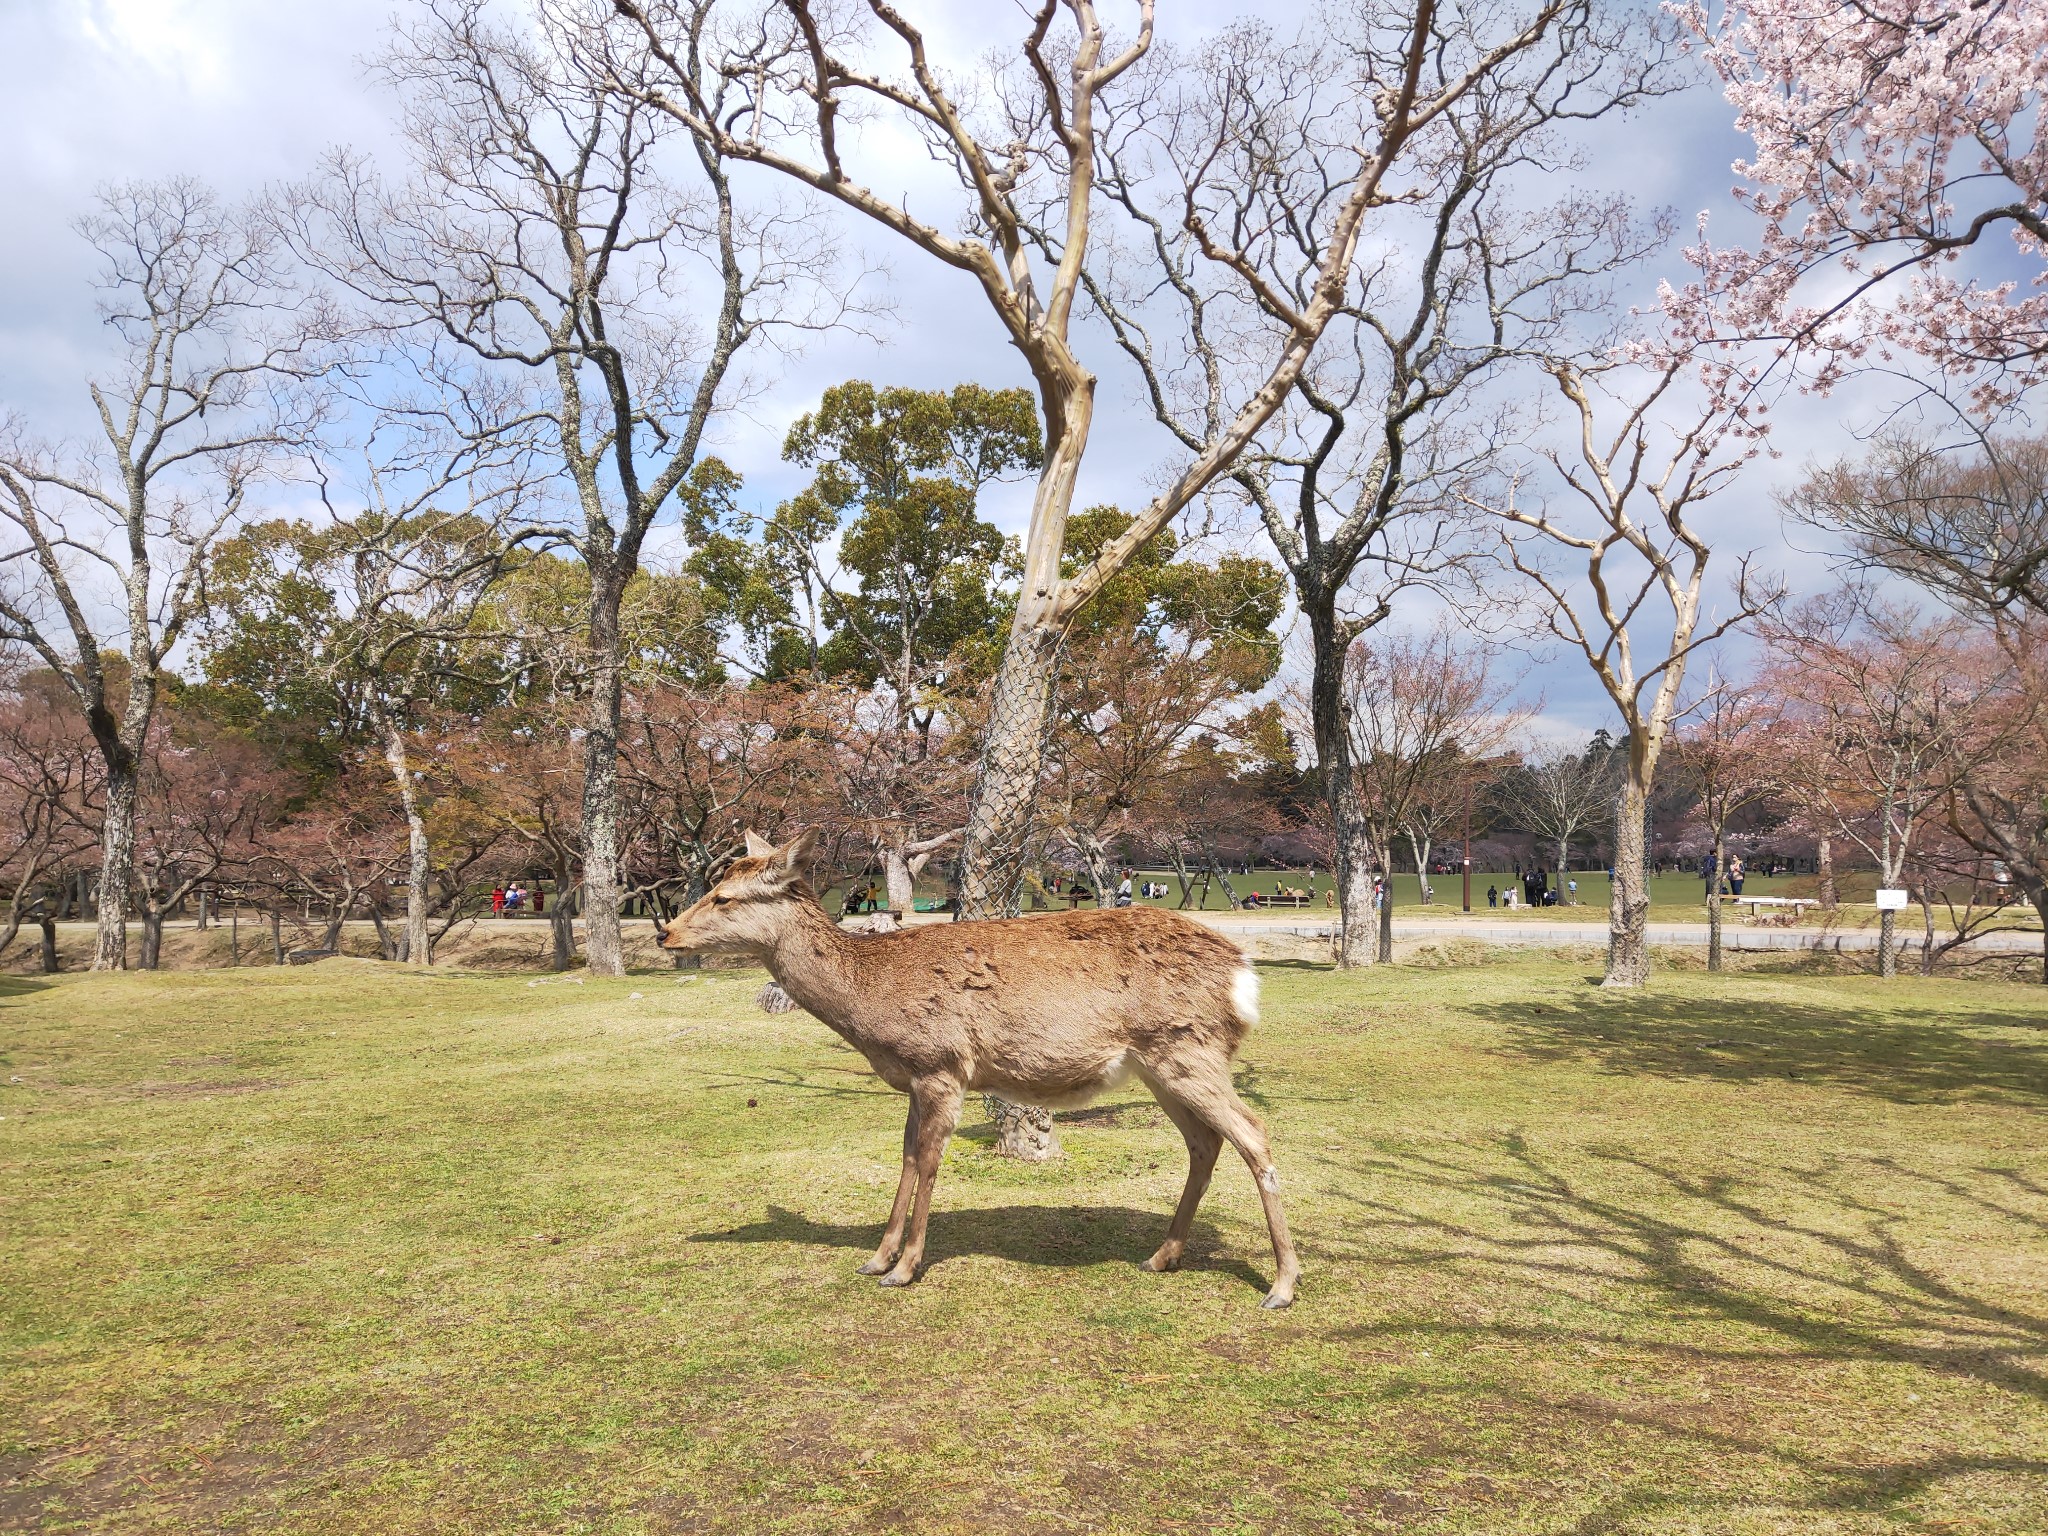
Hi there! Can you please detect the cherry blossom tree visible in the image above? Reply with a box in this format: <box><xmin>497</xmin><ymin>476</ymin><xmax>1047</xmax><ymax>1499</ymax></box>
<box><xmin>1673</xmin><ymin>0</ymin><xmax>2048</xmax><ymax>404</ymax></box>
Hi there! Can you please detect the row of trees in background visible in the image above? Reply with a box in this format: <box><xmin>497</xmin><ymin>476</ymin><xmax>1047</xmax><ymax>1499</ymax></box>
<box><xmin>2</xmin><ymin>0</ymin><xmax>2045</xmax><ymax>996</ymax></box>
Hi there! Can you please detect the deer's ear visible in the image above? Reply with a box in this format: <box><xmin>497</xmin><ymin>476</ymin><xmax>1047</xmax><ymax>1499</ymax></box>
<box><xmin>775</xmin><ymin>827</ymin><xmax>820</xmax><ymax>876</ymax></box>
<box><xmin>744</xmin><ymin>829</ymin><xmax>775</xmax><ymax>859</ymax></box>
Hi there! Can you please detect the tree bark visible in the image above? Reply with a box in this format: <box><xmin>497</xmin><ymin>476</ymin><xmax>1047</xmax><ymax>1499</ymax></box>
<box><xmin>1817</xmin><ymin>834</ymin><xmax>1836</xmax><ymax>912</ymax></box>
<box><xmin>1606</xmin><ymin>774</ymin><xmax>1653</xmax><ymax>988</ymax></box>
<box><xmin>1707</xmin><ymin>834</ymin><xmax>1724</xmax><ymax>973</ymax></box>
<box><xmin>1879</xmin><ymin>907</ymin><xmax>1898</xmax><ymax>979</ymax></box>
<box><xmin>550</xmin><ymin>854</ymin><xmax>577</xmax><ymax>972</ymax></box>
<box><xmin>140</xmin><ymin>908</ymin><xmax>164</xmax><ymax>971</ymax></box>
<box><xmin>1308</xmin><ymin>600</ymin><xmax>1377</xmax><ymax>967</ymax></box>
<box><xmin>92</xmin><ymin>761</ymin><xmax>137</xmax><ymax>970</ymax></box>
<box><xmin>1377</xmin><ymin>860</ymin><xmax>1395</xmax><ymax>964</ymax></box>
<box><xmin>956</xmin><ymin>624</ymin><xmax>1064</xmax><ymax>923</ymax></box>
<box><xmin>269</xmin><ymin>905</ymin><xmax>285</xmax><ymax>966</ymax></box>
<box><xmin>38</xmin><ymin>915</ymin><xmax>58</xmax><ymax>973</ymax></box>
<box><xmin>382</xmin><ymin>721</ymin><xmax>434</xmax><ymax>968</ymax></box>
<box><xmin>582</xmin><ymin>571</ymin><xmax>629</xmax><ymax>977</ymax></box>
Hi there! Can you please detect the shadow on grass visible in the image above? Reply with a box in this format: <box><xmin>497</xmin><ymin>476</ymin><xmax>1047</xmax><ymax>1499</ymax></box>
<box><xmin>1318</xmin><ymin>1135</ymin><xmax>2048</xmax><ymax>1404</ymax></box>
<box><xmin>694</xmin><ymin>1202</ymin><xmax>1271</xmax><ymax>1295</ymax></box>
<box><xmin>1472</xmin><ymin>988</ymin><xmax>2048</xmax><ymax>1104</ymax></box>
<box><xmin>0</xmin><ymin>975</ymin><xmax>57</xmax><ymax>1001</ymax></box>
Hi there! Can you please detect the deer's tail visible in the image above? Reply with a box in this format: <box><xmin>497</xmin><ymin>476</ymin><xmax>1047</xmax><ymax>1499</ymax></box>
<box><xmin>1229</xmin><ymin>963</ymin><xmax>1261</xmax><ymax>1032</ymax></box>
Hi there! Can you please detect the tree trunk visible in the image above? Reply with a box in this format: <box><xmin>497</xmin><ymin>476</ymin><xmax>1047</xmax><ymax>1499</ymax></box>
<box><xmin>550</xmin><ymin>855</ymin><xmax>578</xmax><ymax>972</ymax></box>
<box><xmin>321</xmin><ymin>900</ymin><xmax>349</xmax><ymax>952</ymax></box>
<box><xmin>92</xmin><ymin>761</ymin><xmax>138</xmax><ymax>970</ymax></box>
<box><xmin>1606</xmin><ymin>774</ymin><xmax>1652</xmax><ymax>988</ymax></box>
<box><xmin>196</xmin><ymin>886</ymin><xmax>211</xmax><ymax>930</ymax></box>
<box><xmin>2030</xmin><ymin>885</ymin><xmax>2048</xmax><ymax>986</ymax></box>
<box><xmin>1377</xmin><ymin>858</ymin><xmax>1395</xmax><ymax>963</ymax></box>
<box><xmin>1707</xmin><ymin>833</ymin><xmax>1724</xmax><ymax>973</ymax></box>
<box><xmin>38</xmin><ymin>915</ymin><xmax>58</xmax><ymax>973</ymax></box>
<box><xmin>369</xmin><ymin>906</ymin><xmax>399</xmax><ymax>961</ymax></box>
<box><xmin>582</xmin><ymin>574</ymin><xmax>629</xmax><ymax>977</ymax></box>
<box><xmin>1879</xmin><ymin>907</ymin><xmax>1897</xmax><ymax>979</ymax></box>
<box><xmin>878</xmin><ymin>828</ymin><xmax>918</xmax><ymax>915</ymax></box>
<box><xmin>140</xmin><ymin>908</ymin><xmax>164</xmax><ymax>971</ymax></box>
<box><xmin>382</xmin><ymin>723</ymin><xmax>435</xmax><ymax>968</ymax></box>
<box><xmin>1817</xmin><ymin>834</ymin><xmax>1836</xmax><ymax>912</ymax></box>
<box><xmin>985</xmin><ymin>1096</ymin><xmax>1060</xmax><ymax>1163</ymax></box>
<box><xmin>1919</xmin><ymin>883</ymin><xmax>1936</xmax><ymax>978</ymax></box>
<box><xmin>1307</xmin><ymin>602</ymin><xmax>1377</xmax><ymax>967</ymax></box>
<box><xmin>269</xmin><ymin>905</ymin><xmax>285</xmax><ymax>966</ymax></box>
<box><xmin>955</xmin><ymin>624</ymin><xmax>1063</xmax><ymax>922</ymax></box>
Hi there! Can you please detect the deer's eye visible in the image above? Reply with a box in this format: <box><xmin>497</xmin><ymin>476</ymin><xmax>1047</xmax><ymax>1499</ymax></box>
<box><xmin>712</xmin><ymin>895</ymin><xmax>732</xmax><ymax>906</ymax></box>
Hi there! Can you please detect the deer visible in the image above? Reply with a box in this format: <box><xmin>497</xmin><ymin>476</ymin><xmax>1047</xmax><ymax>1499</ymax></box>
<box><xmin>657</xmin><ymin>828</ymin><xmax>1301</xmax><ymax>1308</ymax></box>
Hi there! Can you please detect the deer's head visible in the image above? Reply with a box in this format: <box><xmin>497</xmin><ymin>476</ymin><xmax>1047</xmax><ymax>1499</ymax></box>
<box><xmin>658</xmin><ymin>828</ymin><xmax>819</xmax><ymax>956</ymax></box>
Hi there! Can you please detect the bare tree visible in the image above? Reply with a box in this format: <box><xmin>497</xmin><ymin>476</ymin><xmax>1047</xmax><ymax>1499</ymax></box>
<box><xmin>1493</xmin><ymin>741</ymin><xmax>1612</xmax><ymax>891</ymax></box>
<box><xmin>1785</xmin><ymin>431</ymin><xmax>2048</xmax><ymax>623</ymax></box>
<box><xmin>610</xmin><ymin>0</ymin><xmax>1578</xmax><ymax>918</ymax></box>
<box><xmin>1075</xmin><ymin>2</ymin><xmax>1671</xmax><ymax>965</ymax></box>
<box><xmin>1471</xmin><ymin>353</ymin><xmax>1780</xmax><ymax>986</ymax></box>
<box><xmin>285</xmin><ymin>0</ymin><xmax>850</xmax><ymax>974</ymax></box>
<box><xmin>1669</xmin><ymin>673</ymin><xmax>1781</xmax><ymax>971</ymax></box>
<box><xmin>0</xmin><ymin>666</ymin><xmax>99</xmax><ymax>969</ymax></box>
<box><xmin>1768</xmin><ymin>594</ymin><xmax>1992</xmax><ymax>980</ymax></box>
<box><xmin>0</xmin><ymin>179</ymin><xmax>309</xmax><ymax>969</ymax></box>
<box><xmin>1345</xmin><ymin>624</ymin><xmax>1525</xmax><ymax>960</ymax></box>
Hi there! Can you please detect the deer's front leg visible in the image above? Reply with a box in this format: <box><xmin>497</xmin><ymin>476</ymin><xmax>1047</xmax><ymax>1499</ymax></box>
<box><xmin>877</xmin><ymin>1077</ymin><xmax>964</xmax><ymax>1289</ymax></box>
<box><xmin>858</xmin><ymin>1095</ymin><xmax>921</xmax><ymax>1276</ymax></box>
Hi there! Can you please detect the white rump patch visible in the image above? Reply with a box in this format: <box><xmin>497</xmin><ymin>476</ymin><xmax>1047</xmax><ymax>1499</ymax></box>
<box><xmin>1230</xmin><ymin>965</ymin><xmax>1261</xmax><ymax>1029</ymax></box>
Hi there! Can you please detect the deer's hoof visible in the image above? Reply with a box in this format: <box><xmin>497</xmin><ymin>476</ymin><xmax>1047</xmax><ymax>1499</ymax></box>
<box><xmin>855</xmin><ymin>1257</ymin><xmax>893</xmax><ymax>1276</ymax></box>
<box><xmin>1259</xmin><ymin>1288</ymin><xmax>1295</xmax><ymax>1310</ymax></box>
<box><xmin>875</xmin><ymin>1269</ymin><xmax>918</xmax><ymax>1289</ymax></box>
<box><xmin>1139</xmin><ymin>1250</ymin><xmax>1182</xmax><ymax>1273</ymax></box>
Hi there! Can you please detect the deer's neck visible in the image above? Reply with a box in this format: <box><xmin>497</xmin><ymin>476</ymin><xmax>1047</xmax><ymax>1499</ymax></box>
<box><xmin>763</xmin><ymin>901</ymin><xmax>863</xmax><ymax>1021</ymax></box>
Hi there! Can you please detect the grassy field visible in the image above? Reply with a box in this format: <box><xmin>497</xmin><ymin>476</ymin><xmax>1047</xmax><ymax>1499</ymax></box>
<box><xmin>828</xmin><ymin>869</ymin><xmax>2034</xmax><ymax>931</ymax></box>
<box><xmin>4</xmin><ymin>957</ymin><xmax>2046</xmax><ymax>1534</ymax></box>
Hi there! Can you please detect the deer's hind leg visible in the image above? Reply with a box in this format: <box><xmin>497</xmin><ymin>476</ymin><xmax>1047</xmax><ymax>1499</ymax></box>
<box><xmin>1136</xmin><ymin>1068</ymin><xmax>1222</xmax><ymax>1274</ymax></box>
<box><xmin>1147</xmin><ymin>1053</ymin><xmax>1301</xmax><ymax>1308</ymax></box>
<box><xmin>876</xmin><ymin>1076</ymin><xmax>964</xmax><ymax>1289</ymax></box>
<box><xmin>858</xmin><ymin>1095</ymin><xmax>922</xmax><ymax>1276</ymax></box>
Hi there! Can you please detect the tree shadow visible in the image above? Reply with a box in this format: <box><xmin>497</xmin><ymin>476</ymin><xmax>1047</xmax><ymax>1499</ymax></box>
<box><xmin>1471</xmin><ymin>989</ymin><xmax>2048</xmax><ymax>1105</ymax></box>
<box><xmin>0</xmin><ymin>975</ymin><xmax>56</xmax><ymax>1001</ymax></box>
<box><xmin>1313</xmin><ymin>1135</ymin><xmax>2048</xmax><ymax>1403</ymax></box>
<box><xmin>692</xmin><ymin>1202</ymin><xmax>1272</xmax><ymax>1295</ymax></box>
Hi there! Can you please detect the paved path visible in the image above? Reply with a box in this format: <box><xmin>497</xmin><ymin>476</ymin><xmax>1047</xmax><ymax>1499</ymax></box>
<box><xmin>1187</xmin><ymin>914</ymin><xmax>2044</xmax><ymax>955</ymax></box>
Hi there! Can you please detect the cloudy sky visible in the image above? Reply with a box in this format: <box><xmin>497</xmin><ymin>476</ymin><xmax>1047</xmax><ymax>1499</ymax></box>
<box><xmin>0</xmin><ymin>0</ymin><xmax>1933</xmax><ymax>741</ymax></box>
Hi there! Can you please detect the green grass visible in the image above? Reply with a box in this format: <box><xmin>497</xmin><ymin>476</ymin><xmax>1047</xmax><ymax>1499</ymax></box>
<box><xmin>3</xmin><ymin>958</ymin><xmax>2047</xmax><ymax>1533</ymax></box>
<box><xmin>828</xmin><ymin>870</ymin><xmax>2030</xmax><ymax>930</ymax></box>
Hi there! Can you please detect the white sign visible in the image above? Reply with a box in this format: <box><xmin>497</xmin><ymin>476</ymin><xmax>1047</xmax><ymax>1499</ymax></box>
<box><xmin>1874</xmin><ymin>889</ymin><xmax>1909</xmax><ymax>910</ymax></box>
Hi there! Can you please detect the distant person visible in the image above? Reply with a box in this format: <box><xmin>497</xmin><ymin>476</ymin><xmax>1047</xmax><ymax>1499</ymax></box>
<box><xmin>1566</xmin><ymin>877</ymin><xmax>1578</xmax><ymax>902</ymax></box>
<box><xmin>1487</xmin><ymin>884</ymin><xmax>1498</xmax><ymax>908</ymax></box>
<box><xmin>491</xmin><ymin>885</ymin><xmax>506</xmax><ymax>918</ymax></box>
<box><xmin>533</xmin><ymin>888</ymin><xmax>544</xmax><ymax>915</ymax></box>
<box><xmin>1116</xmin><ymin>869</ymin><xmax>1134</xmax><ymax>907</ymax></box>
<box><xmin>1729</xmin><ymin>856</ymin><xmax>1745</xmax><ymax>897</ymax></box>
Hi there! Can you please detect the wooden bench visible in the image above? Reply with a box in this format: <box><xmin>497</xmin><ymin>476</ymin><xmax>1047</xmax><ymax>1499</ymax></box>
<box><xmin>1247</xmin><ymin>893</ymin><xmax>1312</xmax><ymax>909</ymax></box>
<box><xmin>1734</xmin><ymin>896</ymin><xmax>1815</xmax><ymax>923</ymax></box>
